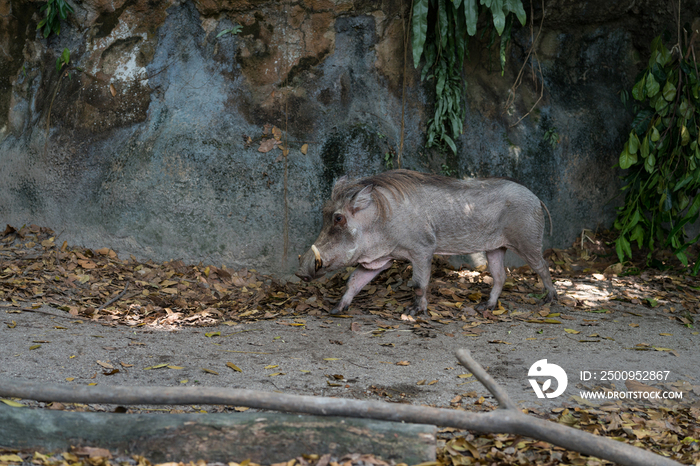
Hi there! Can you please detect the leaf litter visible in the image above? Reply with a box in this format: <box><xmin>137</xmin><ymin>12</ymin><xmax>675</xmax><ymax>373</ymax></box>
<box><xmin>2</xmin><ymin>225</ymin><xmax>700</xmax><ymax>464</ymax></box>
<box><xmin>2</xmin><ymin>225</ymin><xmax>698</xmax><ymax>332</ymax></box>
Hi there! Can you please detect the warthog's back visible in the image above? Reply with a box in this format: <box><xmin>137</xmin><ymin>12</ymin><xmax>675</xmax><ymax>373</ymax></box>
<box><xmin>371</xmin><ymin>173</ymin><xmax>546</xmax><ymax>256</ymax></box>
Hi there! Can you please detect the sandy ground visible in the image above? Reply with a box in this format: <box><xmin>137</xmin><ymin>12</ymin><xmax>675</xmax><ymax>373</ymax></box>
<box><xmin>1</xmin><ymin>297</ymin><xmax>698</xmax><ymax>413</ymax></box>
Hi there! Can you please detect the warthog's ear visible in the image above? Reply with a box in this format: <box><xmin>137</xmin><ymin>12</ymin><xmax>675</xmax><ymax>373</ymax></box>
<box><xmin>351</xmin><ymin>185</ymin><xmax>373</xmax><ymax>213</ymax></box>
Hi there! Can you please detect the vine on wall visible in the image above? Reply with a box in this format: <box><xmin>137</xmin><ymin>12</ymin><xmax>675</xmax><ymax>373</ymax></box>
<box><xmin>615</xmin><ymin>27</ymin><xmax>700</xmax><ymax>272</ymax></box>
<box><xmin>37</xmin><ymin>0</ymin><xmax>73</xmax><ymax>38</ymax></box>
<box><xmin>411</xmin><ymin>0</ymin><xmax>526</xmax><ymax>154</ymax></box>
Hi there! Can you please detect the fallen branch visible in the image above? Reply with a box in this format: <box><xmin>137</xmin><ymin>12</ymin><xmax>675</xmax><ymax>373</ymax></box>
<box><xmin>98</xmin><ymin>281</ymin><xmax>130</xmax><ymax>311</ymax></box>
<box><xmin>0</xmin><ymin>349</ymin><xmax>680</xmax><ymax>466</ymax></box>
<box><xmin>0</xmin><ymin>304</ymin><xmax>79</xmax><ymax>321</ymax></box>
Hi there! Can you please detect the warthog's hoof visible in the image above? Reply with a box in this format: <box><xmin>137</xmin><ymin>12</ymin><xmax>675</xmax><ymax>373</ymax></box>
<box><xmin>329</xmin><ymin>305</ymin><xmax>347</xmax><ymax>315</ymax></box>
<box><xmin>541</xmin><ymin>291</ymin><xmax>558</xmax><ymax>304</ymax></box>
<box><xmin>405</xmin><ymin>304</ymin><xmax>428</xmax><ymax>317</ymax></box>
<box><xmin>474</xmin><ymin>301</ymin><xmax>496</xmax><ymax>312</ymax></box>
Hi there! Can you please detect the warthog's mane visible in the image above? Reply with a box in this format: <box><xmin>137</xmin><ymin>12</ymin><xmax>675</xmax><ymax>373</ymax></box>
<box><xmin>329</xmin><ymin>169</ymin><xmax>463</xmax><ymax>221</ymax></box>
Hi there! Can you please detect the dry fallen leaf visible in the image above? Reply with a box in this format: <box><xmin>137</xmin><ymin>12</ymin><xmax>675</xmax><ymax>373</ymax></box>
<box><xmin>1</xmin><ymin>399</ymin><xmax>24</xmax><ymax>407</ymax></box>
<box><xmin>71</xmin><ymin>446</ymin><xmax>112</xmax><ymax>459</ymax></box>
<box><xmin>226</xmin><ymin>362</ymin><xmax>242</xmax><ymax>372</ymax></box>
<box><xmin>258</xmin><ymin>138</ymin><xmax>278</xmax><ymax>153</ymax></box>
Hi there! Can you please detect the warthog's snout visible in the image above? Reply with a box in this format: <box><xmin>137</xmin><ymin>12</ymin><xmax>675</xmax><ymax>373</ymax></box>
<box><xmin>296</xmin><ymin>245</ymin><xmax>323</xmax><ymax>282</ymax></box>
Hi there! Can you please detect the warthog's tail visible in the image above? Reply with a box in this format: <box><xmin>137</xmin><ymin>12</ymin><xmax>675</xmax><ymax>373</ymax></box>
<box><xmin>540</xmin><ymin>202</ymin><xmax>553</xmax><ymax>236</ymax></box>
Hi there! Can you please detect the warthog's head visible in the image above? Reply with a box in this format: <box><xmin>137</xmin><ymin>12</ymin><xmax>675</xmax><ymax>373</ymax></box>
<box><xmin>296</xmin><ymin>176</ymin><xmax>382</xmax><ymax>281</ymax></box>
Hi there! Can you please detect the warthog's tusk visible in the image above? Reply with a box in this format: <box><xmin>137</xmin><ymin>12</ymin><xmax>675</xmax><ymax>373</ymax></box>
<box><xmin>311</xmin><ymin>244</ymin><xmax>323</xmax><ymax>271</ymax></box>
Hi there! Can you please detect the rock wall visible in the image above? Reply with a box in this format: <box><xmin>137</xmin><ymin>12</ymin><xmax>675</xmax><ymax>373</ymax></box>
<box><xmin>0</xmin><ymin>0</ymin><xmax>687</xmax><ymax>273</ymax></box>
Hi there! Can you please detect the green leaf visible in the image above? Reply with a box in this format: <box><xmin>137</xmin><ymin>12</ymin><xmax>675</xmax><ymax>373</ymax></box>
<box><xmin>662</xmin><ymin>188</ymin><xmax>672</xmax><ymax>211</ymax></box>
<box><xmin>464</xmin><ymin>0</ymin><xmax>478</xmax><ymax>35</ymax></box>
<box><xmin>628</xmin><ymin>132</ymin><xmax>639</xmax><ymax>154</ymax></box>
<box><xmin>622</xmin><ymin>235</ymin><xmax>632</xmax><ymax>258</ymax></box>
<box><xmin>654</xmin><ymin>96</ymin><xmax>668</xmax><ymax>113</ymax></box>
<box><xmin>631</xmin><ymin>109</ymin><xmax>653</xmax><ymax>134</ymax></box>
<box><xmin>644</xmin><ymin>152</ymin><xmax>655</xmax><ymax>173</ymax></box>
<box><xmin>693</xmin><ymin>258</ymin><xmax>700</xmax><ymax>276</ymax></box>
<box><xmin>656</xmin><ymin>43</ymin><xmax>671</xmax><ymax>67</ymax></box>
<box><xmin>61</xmin><ymin>48</ymin><xmax>70</xmax><ymax>65</ymax></box>
<box><xmin>666</xmin><ymin>214</ymin><xmax>698</xmax><ymax>246</ymax></box>
<box><xmin>662</xmin><ymin>80</ymin><xmax>676</xmax><ymax>101</ymax></box>
<box><xmin>681</xmin><ymin>126</ymin><xmax>690</xmax><ymax>146</ymax></box>
<box><xmin>615</xmin><ymin>236</ymin><xmax>630</xmax><ymax>262</ymax></box>
<box><xmin>629</xmin><ymin>224</ymin><xmax>645</xmax><ymax>249</ymax></box>
<box><xmin>451</xmin><ymin>114</ymin><xmax>462</xmax><ymax>138</ymax></box>
<box><xmin>499</xmin><ymin>15</ymin><xmax>512</xmax><ymax>74</ymax></box>
<box><xmin>676</xmin><ymin>250</ymin><xmax>688</xmax><ymax>266</ymax></box>
<box><xmin>411</xmin><ymin>0</ymin><xmax>429</xmax><ymax>68</ymax></box>
<box><xmin>438</xmin><ymin>0</ymin><xmax>449</xmax><ymax>50</ymax></box>
<box><xmin>650</xmin><ymin>63</ymin><xmax>667</xmax><ymax>85</ymax></box>
<box><xmin>679</xmin><ymin>98</ymin><xmax>694</xmax><ymax>120</ymax></box>
<box><xmin>504</xmin><ymin>0</ymin><xmax>526</xmax><ymax>26</ymax></box>
<box><xmin>619</xmin><ymin>142</ymin><xmax>637</xmax><ymax>169</ymax></box>
<box><xmin>632</xmin><ymin>76</ymin><xmax>646</xmax><ymax>100</ymax></box>
<box><xmin>436</xmin><ymin>69</ymin><xmax>446</xmax><ymax>97</ymax></box>
<box><xmin>421</xmin><ymin>41</ymin><xmax>436</xmax><ymax>80</ymax></box>
<box><xmin>645</xmin><ymin>73</ymin><xmax>659</xmax><ymax>98</ymax></box>
<box><xmin>640</xmin><ymin>135</ymin><xmax>649</xmax><ymax>158</ymax></box>
<box><xmin>490</xmin><ymin>0</ymin><xmax>506</xmax><ymax>35</ymax></box>
<box><xmin>443</xmin><ymin>133</ymin><xmax>457</xmax><ymax>154</ymax></box>
<box><xmin>627</xmin><ymin>209</ymin><xmax>641</xmax><ymax>231</ymax></box>
<box><xmin>674</xmin><ymin>174</ymin><xmax>694</xmax><ymax>192</ymax></box>
<box><xmin>650</xmin><ymin>126</ymin><xmax>660</xmax><ymax>142</ymax></box>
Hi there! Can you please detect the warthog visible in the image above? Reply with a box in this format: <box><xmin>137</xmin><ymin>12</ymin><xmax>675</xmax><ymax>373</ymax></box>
<box><xmin>296</xmin><ymin>169</ymin><xmax>556</xmax><ymax>315</ymax></box>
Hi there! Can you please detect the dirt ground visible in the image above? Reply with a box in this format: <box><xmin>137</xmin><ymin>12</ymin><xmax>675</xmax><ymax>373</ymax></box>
<box><xmin>1</xmin><ymin>297</ymin><xmax>699</xmax><ymax>411</ymax></box>
<box><xmin>1</xmin><ymin>225</ymin><xmax>700</xmax><ymax>464</ymax></box>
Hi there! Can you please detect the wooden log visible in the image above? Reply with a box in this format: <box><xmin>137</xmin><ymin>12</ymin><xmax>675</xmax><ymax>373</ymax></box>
<box><xmin>0</xmin><ymin>405</ymin><xmax>436</xmax><ymax>464</ymax></box>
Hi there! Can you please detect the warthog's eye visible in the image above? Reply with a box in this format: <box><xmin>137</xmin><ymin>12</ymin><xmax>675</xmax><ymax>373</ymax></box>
<box><xmin>333</xmin><ymin>213</ymin><xmax>346</xmax><ymax>226</ymax></box>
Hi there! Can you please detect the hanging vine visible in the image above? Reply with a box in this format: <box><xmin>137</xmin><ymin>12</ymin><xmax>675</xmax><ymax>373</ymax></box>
<box><xmin>411</xmin><ymin>0</ymin><xmax>526</xmax><ymax>154</ymax></box>
<box><xmin>614</xmin><ymin>20</ymin><xmax>700</xmax><ymax>272</ymax></box>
